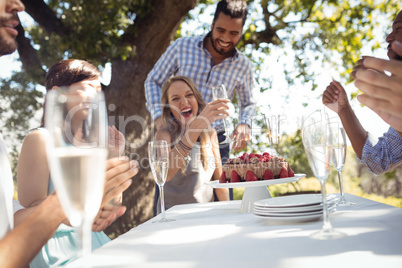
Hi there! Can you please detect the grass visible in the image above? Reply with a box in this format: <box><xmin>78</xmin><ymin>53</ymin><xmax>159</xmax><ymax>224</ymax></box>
<box><xmin>233</xmin><ymin>176</ymin><xmax>402</xmax><ymax>208</ymax></box>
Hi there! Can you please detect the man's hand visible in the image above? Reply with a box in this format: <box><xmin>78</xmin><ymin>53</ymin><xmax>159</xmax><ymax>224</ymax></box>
<box><xmin>231</xmin><ymin>123</ymin><xmax>251</xmax><ymax>151</ymax></box>
<box><xmin>355</xmin><ymin>42</ymin><xmax>402</xmax><ymax>132</ymax></box>
<box><xmin>322</xmin><ymin>80</ymin><xmax>351</xmax><ymax>115</ymax></box>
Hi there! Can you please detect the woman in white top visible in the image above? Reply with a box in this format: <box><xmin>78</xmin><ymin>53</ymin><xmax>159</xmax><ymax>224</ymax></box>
<box><xmin>154</xmin><ymin>76</ymin><xmax>229</xmax><ymax>211</ymax></box>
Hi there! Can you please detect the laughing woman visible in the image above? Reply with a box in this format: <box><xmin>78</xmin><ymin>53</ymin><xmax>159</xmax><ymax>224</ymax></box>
<box><xmin>154</xmin><ymin>76</ymin><xmax>230</xmax><ymax>213</ymax></box>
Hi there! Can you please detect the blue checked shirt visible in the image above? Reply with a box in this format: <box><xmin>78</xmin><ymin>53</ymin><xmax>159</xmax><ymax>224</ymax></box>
<box><xmin>144</xmin><ymin>34</ymin><xmax>256</xmax><ymax>132</ymax></box>
<box><xmin>359</xmin><ymin>127</ymin><xmax>402</xmax><ymax>175</ymax></box>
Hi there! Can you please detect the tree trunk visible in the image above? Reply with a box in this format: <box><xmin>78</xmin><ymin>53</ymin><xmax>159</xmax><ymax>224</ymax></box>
<box><xmin>104</xmin><ymin>0</ymin><xmax>197</xmax><ymax>236</ymax></box>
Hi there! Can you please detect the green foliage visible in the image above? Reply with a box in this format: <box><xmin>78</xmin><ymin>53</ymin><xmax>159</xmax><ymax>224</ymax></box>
<box><xmin>277</xmin><ymin>129</ymin><xmax>313</xmax><ymax>177</ymax></box>
<box><xmin>0</xmin><ymin>72</ymin><xmax>43</xmax><ymax>180</ymax></box>
<box><xmin>0</xmin><ymin>73</ymin><xmax>43</xmax><ymax>140</ymax></box>
<box><xmin>31</xmin><ymin>0</ymin><xmax>151</xmax><ymax>67</ymax></box>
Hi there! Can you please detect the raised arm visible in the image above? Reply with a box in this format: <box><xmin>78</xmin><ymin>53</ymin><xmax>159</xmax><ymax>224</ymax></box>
<box><xmin>322</xmin><ymin>80</ymin><xmax>367</xmax><ymax>158</ymax></box>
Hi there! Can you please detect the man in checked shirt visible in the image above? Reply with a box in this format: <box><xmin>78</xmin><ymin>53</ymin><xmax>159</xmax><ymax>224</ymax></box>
<box><xmin>145</xmin><ymin>0</ymin><xmax>255</xmax><ymax>163</ymax></box>
<box><xmin>322</xmin><ymin>10</ymin><xmax>402</xmax><ymax>175</ymax></box>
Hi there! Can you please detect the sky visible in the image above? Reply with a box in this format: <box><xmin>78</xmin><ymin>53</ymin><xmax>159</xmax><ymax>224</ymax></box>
<box><xmin>0</xmin><ymin>7</ymin><xmax>392</xmax><ymax>150</ymax></box>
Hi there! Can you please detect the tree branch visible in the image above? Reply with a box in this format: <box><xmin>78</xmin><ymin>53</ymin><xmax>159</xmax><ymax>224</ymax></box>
<box><xmin>21</xmin><ymin>0</ymin><xmax>70</xmax><ymax>36</ymax></box>
<box><xmin>16</xmin><ymin>24</ymin><xmax>46</xmax><ymax>85</ymax></box>
<box><xmin>122</xmin><ymin>0</ymin><xmax>197</xmax><ymax>54</ymax></box>
<box><xmin>243</xmin><ymin>29</ymin><xmax>281</xmax><ymax>46</ymax></box>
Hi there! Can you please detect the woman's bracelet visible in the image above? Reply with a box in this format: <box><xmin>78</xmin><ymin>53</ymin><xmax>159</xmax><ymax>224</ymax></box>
<box><xmin>179</xmin><ymin>140</ymin><xmax>192</xmax><ymax>152</ymax></box>
<box><xmin>174</xmin><ymin>145</ymin><xmax>191</xmax><ymax>164</ymax></box>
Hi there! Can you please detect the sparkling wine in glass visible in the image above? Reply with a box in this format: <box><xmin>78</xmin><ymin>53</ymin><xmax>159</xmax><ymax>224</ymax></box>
<box><xmin>45</xmin><ymin>88</ymin><xmax>108</xmax><ymax>266</ymax></box>
<box><xmin>302</xmin><ymin>110</ymin><xmax>345</xmax><ymax>240</ymax></box>
<box><xmin>264</xmin><ymin>114</ymin><xmax>281</xmax><ymax>156</ymax></box>
<box><xmin>148</xmin><ymin>140</ymin><xmax>175</xmax><ymax>223</ymax></box>
<box><xmin>329</xmin><ymin>123</ymin><xmax>356</xmax><ymax>206</ymax></box>
<box><xmin>212</xmin><ymin>84</ymin><xmax>234</xmax><ymax>144</ymax></box>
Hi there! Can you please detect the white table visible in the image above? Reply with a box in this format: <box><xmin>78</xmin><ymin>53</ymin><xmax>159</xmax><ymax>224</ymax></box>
<box><xmin>68</xmin><ymin>194</ymin><xmax>402</xmax><ymax>268</ymax></box>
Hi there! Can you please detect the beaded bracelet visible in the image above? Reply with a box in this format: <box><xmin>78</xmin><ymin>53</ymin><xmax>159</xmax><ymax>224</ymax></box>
<box><xmin>174</xmin><ymin>145</ymin><xmax>191</xmax><ymax>164</ymax></box>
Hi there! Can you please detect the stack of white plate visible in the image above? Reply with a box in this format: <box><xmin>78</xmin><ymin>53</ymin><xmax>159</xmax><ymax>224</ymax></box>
<box><xmin>253</xmin><ymin>194</ymin><xmax>337</xmax><ymax>224</ymax></box>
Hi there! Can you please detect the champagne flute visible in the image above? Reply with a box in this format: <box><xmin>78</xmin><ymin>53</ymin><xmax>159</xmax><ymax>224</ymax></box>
<box><xmin>302</xmin><ymin>110</ymin><xmax>345</xmax><ymax>240</ymax></box>
<box><xmin>212</xmin><ymin>84</ymin><xmax>234</xmax><ymax>144</ymax></box>
<box><xmin>45</xmin><ymin>88</ymin><xmax>108</xmax><ymax>266</ymax></box>
<box><xmin>148</xmin><ymin>140</ymin><xmax>175</xmax><ymax>223</ymax></box>
<box><xmin>264</xmin><ymin>114</ymin><xmax>281</xmax><ymax>156</ymax></box>
<box><xmin>328</xmin><ymin>123</ymin><xmax>356</xmax><ymax>206</ymax></box>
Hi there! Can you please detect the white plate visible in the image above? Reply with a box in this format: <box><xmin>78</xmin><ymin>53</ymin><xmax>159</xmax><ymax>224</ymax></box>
<box><xmin>253</xmin><ymin>197</ymin><xmax>338</xmax><ymax>213</ymax></box>
<box><xmin>206</xmin><ymin>174</ymin><xmax>305</xmax><ymax>189</ymax></box>
<box><xmin>254</xmin><ymin>213</ymin><xmax>322</xmax><ymax>224</ymax></box>
<box><xmin>254</xmin><ymin>207</ymin><xmax>336</xmax><ymax>224</ymax></box>
<box><xmin>254</xmin><ymin>194</ymin><xmax>336</xmax><ymax>208</ymax></box>
<box><xmin>253</xmin><ymin>204</ymin><xmax>336</xmax><ymax>217</ymax></box>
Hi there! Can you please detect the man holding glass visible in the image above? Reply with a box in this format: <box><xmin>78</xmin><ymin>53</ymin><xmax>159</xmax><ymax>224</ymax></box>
<box><xmin>145</xmin><ymin>0</ymin><xmax>256</xmax><ymax>157</ymax></box>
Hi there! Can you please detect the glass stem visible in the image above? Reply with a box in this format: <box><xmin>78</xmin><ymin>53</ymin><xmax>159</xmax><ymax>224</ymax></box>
<box><xmin>337</xmin><ymin>170</ymin><xmax>346</xmax><ymax>201</ymax></box>
<box><xmin>223</xmin><ymin>119</ymin><xmax>230</xmax><ymax>143</ymax></box>
<box><xmin>320</xmin><ymin>180</ymin><xmax>333</xmax><ymax>232</ymax></box>
<box><xmin>79</xmin><ymin>219</ymin><xmax>92</xmax><ymax>267</ymax></box>
<box><xmin>159</xmin><ymin>185</ymin><xmax>166</xmax><ymax>220</ymax></box>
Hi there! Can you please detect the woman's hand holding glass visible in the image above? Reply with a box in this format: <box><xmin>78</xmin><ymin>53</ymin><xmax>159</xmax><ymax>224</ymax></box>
<box><xmin>196</xmin><ymin>98</ymin><xmax>230</xmax><ymax>129</ymax></box>
<box><xmin>212</xmin><ymin>85</ymin><xmax>235</xmax><ymax>144</ymax></box>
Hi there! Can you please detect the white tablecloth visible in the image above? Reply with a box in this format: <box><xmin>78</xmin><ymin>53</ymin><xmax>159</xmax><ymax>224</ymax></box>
<box><xmin>68</xmin><ymin>194</ymin><xmax>402</xmax><ymax>268</ymax></box>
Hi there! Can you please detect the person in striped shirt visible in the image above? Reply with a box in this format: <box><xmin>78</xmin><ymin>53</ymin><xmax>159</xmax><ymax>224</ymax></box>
<box><xmin>145</xmin><ymin>0</ymin><xmax>256</xmax><ymax>159</ymax></box>
<box><xmin>322</xmin><ymin>10</ymin><xmax>402</xmax><ymax>175</ymax></box>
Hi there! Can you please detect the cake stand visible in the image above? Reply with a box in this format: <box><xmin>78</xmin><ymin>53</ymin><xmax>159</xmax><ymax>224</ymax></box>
<box><xmin>207</xmin><ymin>174</ymin><xmax>306</xmax><ymax>213</ymax></box>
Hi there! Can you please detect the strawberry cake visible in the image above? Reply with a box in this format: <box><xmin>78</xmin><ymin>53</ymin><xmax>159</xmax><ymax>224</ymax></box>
<box><xmin>219</xmin><ymin>152</ymin><xmax>295</xmax><ymax>183</ymax></box>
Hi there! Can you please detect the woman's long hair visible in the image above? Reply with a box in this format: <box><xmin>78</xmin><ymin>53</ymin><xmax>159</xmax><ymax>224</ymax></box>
<box><xmin>161</xmin><ymin>76</ymin><xmax>210</xmax><ymax>171</ymax></box>
<box><xmin>40</xmin><ymin>59</ymin><xmax>101</xmax><ymax>127</ymax></box>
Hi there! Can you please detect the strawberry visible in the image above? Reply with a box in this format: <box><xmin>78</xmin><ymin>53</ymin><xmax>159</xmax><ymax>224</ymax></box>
<box><xmin>231</xmin><ymin>170</ymin><xmax>241</xmax><ymax>183</ymax></box>
<box><xmin>288</xmin><ymin>167</ymin><xmax>295</xmax><ymax>177</ymax></box>
<box><xmin>219</xmin><ymin>171</ymin><xmax>227</xmax><ymax>183</ymax></box>
<box><xmin>245</xmin><ymin>170</ymin><xmax>258</xmax><ymax>181</ymax></box>
<box><xmin>279</xmin><ymin>167</ymin><xmax>288</xmax><ymax>178</ymax></box>
<box><xmin>263</xmin><ymin>155</ymin><xmax>272</xmax><ymax>162</ymax></box>
<box><xmin>263</xmin><ymin>169</ymin><xmax>274</xmax><ymax>180</ymax></box>
<box><xmin>243</xmin><ymin>153</ymin><xmax>250</xmax><ymax>163</ymax></box>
